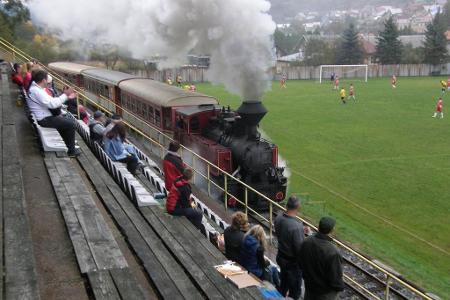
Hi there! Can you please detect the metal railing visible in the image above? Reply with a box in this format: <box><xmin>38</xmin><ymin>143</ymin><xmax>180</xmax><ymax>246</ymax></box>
<box><xmin>0</xmin><ymin>37</ymin><xmax>434</xmax><ymax>300</ymax></box>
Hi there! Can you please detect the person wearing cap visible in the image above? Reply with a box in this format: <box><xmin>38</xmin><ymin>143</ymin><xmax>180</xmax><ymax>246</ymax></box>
<box><xmin>299</xmin><ymin>217</ymin><xmax>345</xmax><ymax>300</ymax></box>
<box><xmin>103</xmin><ymin>114</ymin><xmax>123</xmax><ymax>137</ymax></box>
<box><xmin>274</xmin><ymin>195</ymin><xmax>305</xmax><ymax>300</ymax></box>
<box><xmin>89</xmin><ymin>111</ymin><xmax>107</xmax><ymax>144</ymax></box>
<box><xmin>163</xmin><ymin>141</ymin><xmax>186</xmax><ymax>190</ymax></box>
<box><xmin>224</xmin><ymin>211</ymin><xmax>250</xmax><ymax>263</ymax></box>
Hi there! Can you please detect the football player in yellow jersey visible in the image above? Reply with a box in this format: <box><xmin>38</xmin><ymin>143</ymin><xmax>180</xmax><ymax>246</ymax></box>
<box><xmin>440</xmin><ymin>80</ymin><xmax>447</xmax><ymax>94</ymax></box>
<box><xmin>340</xmin><ymin>88</ymin><xmax>346</xmax><ymax>104</ymax></box>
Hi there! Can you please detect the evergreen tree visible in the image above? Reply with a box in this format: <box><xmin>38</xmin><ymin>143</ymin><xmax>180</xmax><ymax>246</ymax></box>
<box><xmin>336</xmin><ymin>23</ymin><xmax>364</xmax><ymax>64</ymax></box>
<box><xmin>423</xmin><ymin>13</ymin><xmax>448</xmax><ymax>65</ymax></box>
<box><xmin>0</xmin><ymin>13</ymin><xmax>13</xmax><ymax>42</ymax></box>
<box><xmin>376</xmin><ymin>16</ymin><xmax>402</xmax><ymax>64</ymax></box>
<box><xmin>442</xmin><ymin>0</ymin><xmax>450</xmax><ymax>28</ymax></box>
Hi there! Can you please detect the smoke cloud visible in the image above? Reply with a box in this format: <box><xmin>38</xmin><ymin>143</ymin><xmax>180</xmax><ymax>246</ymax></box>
<box><xmin>28</xmin><ymin>0</ymin><xmax>276</xmax><ymax>100</ymax></box>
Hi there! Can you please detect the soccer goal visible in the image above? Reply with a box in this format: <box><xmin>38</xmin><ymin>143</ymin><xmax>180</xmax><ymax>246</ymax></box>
<box><xmin>319</xmin><ymin>64</ymin><xmax>368</xmax><ymax>83</ymax></box>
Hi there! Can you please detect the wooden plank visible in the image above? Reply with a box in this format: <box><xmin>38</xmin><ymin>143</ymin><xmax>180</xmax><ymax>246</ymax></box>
<box><xmin>2</xmin><ymin>122</ymin><xmax>40</xmax><ymax>299</ymax></box>
<box><xmin>109</xmin><ymin>268</ymin><xmax>146</xmax><ymax>300</ymax></box>
<box><xmin>87</xmin><ymin>270</ymin><xmax>121</xmax><ymax>300</ymax></box>
<box><xmin>69</xmin><ymin>194</ymin><xmax>128</xmax><ymax>270</ymax></box>
<box><xmin>43</xmin><ymin>156</ymin><xmax>97</xmax><ymax>273</ymax></box>
<box><xmin>140</xmin><ymin>207</ymin><xmax>229</xmax><ymax>299</ymax></box>
<box><xmin>0</xmin><ymin>99</ymin><xmax>3</xmax><ymax>300</ymax></box>
<box><xmin>50</xmin><ymin>155</ymin><xmax>128</xmax><ymax>271</ymax></box>
<box><xmin>76</xmin><ymin>142</ymin><xmax>197</xmax><ymax>299</ymax></box>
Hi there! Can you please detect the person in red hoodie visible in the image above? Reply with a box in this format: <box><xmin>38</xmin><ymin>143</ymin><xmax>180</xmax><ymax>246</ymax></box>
<box><xmin>11</xmin><ymin>63</ymin><xmax>23</xmax><ymax>88</ymax></box>
<box><xmin>166</xmin><ymin>169</ymin><xmax>203</xmax><ymax>230</ymax></box>
<box><xmin>163</xmin><ymin>141</ymin><xmax>185</xmax><ymax>190</ymax></box>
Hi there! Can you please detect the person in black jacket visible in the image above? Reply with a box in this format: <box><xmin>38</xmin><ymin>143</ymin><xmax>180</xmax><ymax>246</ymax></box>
<box><xmin>274</xmin><ymin>195</ymin><xmax>305</xmax><ymax>300</ymax></box>
<box><xmin>299</xmin><ymin>217</ymin><xmax>345</xmax><ymax>300</ymax></box>
<box><xmin>224</xmin><ymin>212</ymin><xmax>249</xmax><ymax>263</ymax></box>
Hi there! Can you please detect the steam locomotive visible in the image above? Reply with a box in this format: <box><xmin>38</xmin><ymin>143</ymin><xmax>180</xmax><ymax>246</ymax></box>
<box><xmin>49</xmin><ymin>62</ymin><xmax>287</xmax><ymax>210</ymax></box>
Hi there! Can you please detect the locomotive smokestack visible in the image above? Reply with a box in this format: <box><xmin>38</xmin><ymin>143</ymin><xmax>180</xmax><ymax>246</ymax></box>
<box><xmin>236</xmin><ymin>100</ymin><xmax>267</xmax><ymax>139</ymax></box>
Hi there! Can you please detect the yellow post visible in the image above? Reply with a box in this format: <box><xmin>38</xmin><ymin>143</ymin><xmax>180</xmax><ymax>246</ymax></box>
<box><xmin>207</xmin><ymin>164</ymin><xmax>211</xmax><ymax>196</ymax></box>
<box><xmin>385</xmin><ymin>275</ymin><xmax>391</xmax><ymax>300</ymax></box>
<box><xmin>160</xmin><ymin>144</ymin><xmax>165</xmax><ymax>159</ymax></box>
<box><xmin>76</xmin><ymin>94</ymin><xmax>80</xmax><ymax>120</ymax></box>
<box><xmin>224</xmin><ymin>175</ymin><xmax>228</xmax><ymax>211</ymax></box>
<box><xmin>244</xmin><ymin>188</ymin><xmax>248</xmax><ymax>216</ymax></box>
<box><xmin>269</xmin><ymin>202</ymin><xmax>273</xmax><ymax>244</ymax></box>
<box><xmin>192</xmin><ymin>156</ymin><xmax>196</xmax><ymax>182</ymax></box>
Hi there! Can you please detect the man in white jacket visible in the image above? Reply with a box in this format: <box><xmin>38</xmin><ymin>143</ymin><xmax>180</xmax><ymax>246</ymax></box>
<box><xmin>28</xmin><ymin>70</ymin><xmax>80</xmax><ymax>157</ymax></box>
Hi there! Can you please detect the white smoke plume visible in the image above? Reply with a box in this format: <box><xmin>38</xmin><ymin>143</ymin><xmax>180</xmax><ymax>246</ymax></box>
<box><xmin>28</xmin><ymin>0</ymin><xmax>276</xmax><ymax>100</ymax></box>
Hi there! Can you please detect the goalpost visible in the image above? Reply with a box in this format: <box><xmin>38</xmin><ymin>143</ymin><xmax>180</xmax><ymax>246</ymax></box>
<box><xmin>319</xmin><ymin>64</ymin><xmax>368</xmax><ymax>83</ymax></box>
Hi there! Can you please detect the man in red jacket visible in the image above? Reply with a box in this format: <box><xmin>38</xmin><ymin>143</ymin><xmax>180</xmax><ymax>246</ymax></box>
<box><xmin>163</xmin><ymin>141</ymin><xmax>186</xmax><ymax>189</ymax></box>
<box><xmin>166</xmin><ymin>169</ymin><xmax>203</xmax><ymax>230</ymax></box>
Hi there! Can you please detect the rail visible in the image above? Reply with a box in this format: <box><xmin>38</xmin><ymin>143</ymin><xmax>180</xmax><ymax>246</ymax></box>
<box><xmin>0</xmin><ymin>37</ymin><xmax>434</xmax><ymax>300</ymax></box>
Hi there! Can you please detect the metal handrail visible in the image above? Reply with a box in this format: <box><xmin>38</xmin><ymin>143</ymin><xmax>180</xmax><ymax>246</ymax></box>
<box><xmin>0</xmin><ymin>38</ymin><xmax>434</xmax><ymax>300</ymax></box>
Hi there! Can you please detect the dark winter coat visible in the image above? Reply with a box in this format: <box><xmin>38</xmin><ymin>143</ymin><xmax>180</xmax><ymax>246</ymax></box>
<box><xmin>274</xmin><ymin>212</ymin><xmax>304</xmax><ymax>266</ymax></box>
<box><xmin>224</xmin><ymin>226</ymin><xmax>245</xmax><ymax>263</ymax></box>
<box><xmin>299</xmin><ymin>233</ymin><xmax>345</xmax><ymax>298</ymax></box>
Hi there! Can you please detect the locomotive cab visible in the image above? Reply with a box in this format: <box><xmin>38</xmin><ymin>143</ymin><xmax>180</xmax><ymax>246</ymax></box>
<box><xmin>175</xmin><ymin>105</ymin><xmax>233</xmax><ymax>177</ymax></box>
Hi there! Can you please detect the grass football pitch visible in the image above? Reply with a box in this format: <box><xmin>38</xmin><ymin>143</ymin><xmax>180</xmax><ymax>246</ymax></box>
<box><xmin>196</xmin><ymin>77</ymin><xmax>450</xmax><ymax>297</ymax></box>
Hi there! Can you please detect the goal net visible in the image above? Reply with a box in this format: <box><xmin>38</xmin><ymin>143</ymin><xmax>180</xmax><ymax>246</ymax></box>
<box><xmin>319</xmin><ymin>65</ymin><xmax>368</xmax><ymax>83</ymax></box>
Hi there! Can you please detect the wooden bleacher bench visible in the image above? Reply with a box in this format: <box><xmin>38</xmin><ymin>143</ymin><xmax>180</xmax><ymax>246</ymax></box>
<box><xmin>43</xmin><ymin>152</ymin><xmax>146</xmax><ymax>298</ymax></box>
<box><xmin>1</xmin><ymin>69</ymin><xmax>40</xmax><ymax>298</ymax></box>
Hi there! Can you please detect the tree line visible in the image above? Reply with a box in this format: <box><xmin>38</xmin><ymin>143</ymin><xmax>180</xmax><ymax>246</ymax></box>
<box><xmin>281</xmin><ymin>11</ymin><xmax>449</xmax><ymax>67</ymax></box>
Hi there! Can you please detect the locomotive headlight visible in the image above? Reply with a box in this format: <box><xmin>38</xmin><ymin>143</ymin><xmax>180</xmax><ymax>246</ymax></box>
<box><xmin>275</xmin><ymin>191</ymin><xmax>284</xmax><ymax>201</ymax></box>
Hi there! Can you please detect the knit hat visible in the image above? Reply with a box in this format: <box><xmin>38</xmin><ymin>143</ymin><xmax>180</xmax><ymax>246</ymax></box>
<box><xmin>318</xmin><ymin>217</ymin><xmax>336</xmax><ymax>234</ymax></box>
<box><xmin>93</xmin><ymin>110</ymin><xmax>104</xmax><ymax>119</ymax></box>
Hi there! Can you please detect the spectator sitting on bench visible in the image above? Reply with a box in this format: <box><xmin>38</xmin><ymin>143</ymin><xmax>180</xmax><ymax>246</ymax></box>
<box><xmin>103</xmin><ymin>114</ymin><xmax>138</xmax><ymax>156</ymax></box>
<box><xmin>63</xmin><ymin>87</ymin><xmax>90</xmax><ymax>124</ymax></box>
<box><xmin>28</xmin><ymin>70</ymin><xmax>80</xmax><ymax>157</ymax></box>
<box><xmin>240</xmin><ymin>225</ymin><xmax>280</xmax><ymax>288</ymax></box>
<box><xmin>22</xmin><ymin>62</ymin><xmax>33</xmax><ymax>90</ymax></box>
<box><xmin>166</xmin><ymin>168</ymin><xmax>203</xmax><ymax>230</ymax></box>
<box><xmin>89</xmin><ymin>110</ymin><xmax>107</xmax><ymax>145</ymax></box>
<box><xmin>11</xmin><ymin>63</ymin><xmax>23</xmax><ymax>88</ymax></box>
<box><xmin>45</xmin><ymin>74</ymin><xmax>58</xmax><ymax>97</ymax></box>
<box><xmin>104</xmin><ymin>114</ymin><xmax>122</xmax><ymax>136</ymax></box>
<box><xmin>104</xmin><ymin>122</ymin><xmax>141</xmax><ymax>175</ymax></box>
<box><xmin>224</xmin><ymin>211</ymin><xmax>249</xmax><ymax>263</ymax></box>
<box><xmin>163</xmin><ymin>141</ymin><xmax>186</xmax><ymax>190</ymax></box>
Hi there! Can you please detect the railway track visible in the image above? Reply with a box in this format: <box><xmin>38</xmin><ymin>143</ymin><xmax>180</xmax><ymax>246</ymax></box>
<box><xmin>248</xmin><ymin>211</ymin><xmax>429</xmax><ymax>300</ymax></box>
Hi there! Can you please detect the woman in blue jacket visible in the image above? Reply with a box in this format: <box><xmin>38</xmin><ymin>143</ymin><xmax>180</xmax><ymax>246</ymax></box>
<box><xmin>240</xmin><ymin>225</ymin><xmax>280</xmax><ymax>288</ymax></box>
<box><xmin>104</xmin><ymin>122</ymin><xmax>140</xmax><ymax>174</ymax></box>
